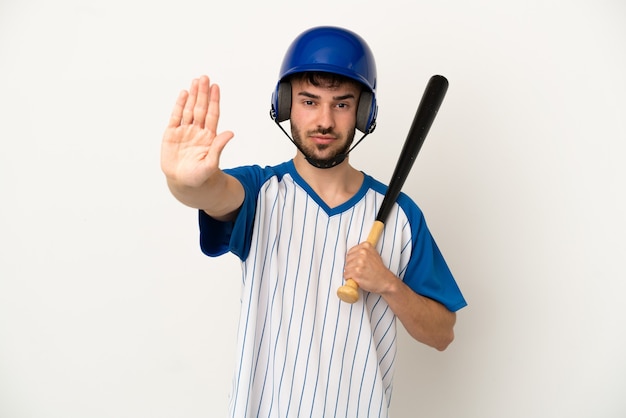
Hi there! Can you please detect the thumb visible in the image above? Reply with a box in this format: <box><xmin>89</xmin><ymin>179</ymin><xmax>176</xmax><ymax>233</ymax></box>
<box><xmin>207</xmin><ymin>130</ymin><xmax>235</xmax><ymax>165</ymax></box>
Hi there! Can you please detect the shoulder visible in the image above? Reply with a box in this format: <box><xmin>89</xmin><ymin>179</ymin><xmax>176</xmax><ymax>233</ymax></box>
<box><xmin>364</xmin><ymin>173</ymin><xmax>424</xmax><ymax>219</ymax></box>
<box><xmin>224</xmin><ymin>161</ymin><xmax>294</xmax><ymax>187</ymax></box>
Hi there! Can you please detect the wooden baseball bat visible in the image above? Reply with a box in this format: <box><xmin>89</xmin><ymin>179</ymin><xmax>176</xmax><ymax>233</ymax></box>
<box><xmin>336</xmin><ymin>75</ymin><xmax>449</xmax><ymax>303</ymax></box>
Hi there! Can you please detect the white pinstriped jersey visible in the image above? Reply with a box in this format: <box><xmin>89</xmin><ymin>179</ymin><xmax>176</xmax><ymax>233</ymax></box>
<box><xmin>199</xmin><ymin>161</ymin><xmax>466</xmax><ymax>418</ymax></box>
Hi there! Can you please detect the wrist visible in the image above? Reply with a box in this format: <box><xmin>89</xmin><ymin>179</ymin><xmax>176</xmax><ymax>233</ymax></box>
<box><xmin>379</xmin><ymin>270</ymin><xmax>401</xmax><ymax>297</ymax></box>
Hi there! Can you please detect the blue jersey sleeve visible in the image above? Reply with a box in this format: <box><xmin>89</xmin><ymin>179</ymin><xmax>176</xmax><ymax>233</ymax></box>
<box><xmin>198</xmin><ymin>165</ymin><xmax>267</xmax><ymax>261</ymax></box>
<box><xmin>397</xmin><ymin>193</ymin><xmax>467</xmax><ymax>312</ymax></box>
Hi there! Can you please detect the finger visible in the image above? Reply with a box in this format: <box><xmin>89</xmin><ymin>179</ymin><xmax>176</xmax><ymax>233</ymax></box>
<box><xmin>167</xmin><ymin>90</ymin><xmax>189</xmax><ymax>128</ymax></box>
<box><xmin>182</xmin><ymin>78</ymin><xmax>199</xmax><ymax>124</ymax></box>
<box><xmin>193</xmin><ymin>75</ymin><xmax>210</xmax><ymax>128</ymax></box>
<box><xmin>204</xmin><ymin>83</ymin><xmax>222</xmax><ymax>136</ymax></box>
<box><xmin>207</xmin><ymin>130</ymin><xmax>235</xmax><ymax>165</ymax></box>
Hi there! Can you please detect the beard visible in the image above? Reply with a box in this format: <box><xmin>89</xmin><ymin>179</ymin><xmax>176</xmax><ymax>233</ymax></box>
<box><xmin>290</xmin><ymin>122</ymin><xmax>356</xmax><ymax>167</ymax></box>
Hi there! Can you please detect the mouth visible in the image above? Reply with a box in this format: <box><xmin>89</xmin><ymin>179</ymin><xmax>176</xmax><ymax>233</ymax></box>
<box><xmin>309</xmin><ymin>134</ymin><xmax>337</xmax><ymax>145</ymax></box>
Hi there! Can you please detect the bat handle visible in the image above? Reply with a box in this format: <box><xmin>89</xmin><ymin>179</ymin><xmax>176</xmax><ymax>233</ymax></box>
<box><xmin>336</xmin><ymin>279</ymin><xmax>360</xmax><ymax>303</ymax></box>
<box><xmin>337</xmin><ymin>221</ymin><xmax>385</xmax><ymax>303</ymax></box>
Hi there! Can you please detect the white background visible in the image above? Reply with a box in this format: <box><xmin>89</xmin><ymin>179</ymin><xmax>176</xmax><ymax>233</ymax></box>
<box><xmin>1</xmin><ymin>0</ymin><xmax>625</xmax><ymax>417</ymax></box>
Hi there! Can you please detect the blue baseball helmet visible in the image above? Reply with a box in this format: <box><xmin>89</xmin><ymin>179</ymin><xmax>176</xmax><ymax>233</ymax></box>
<box><xmin>270</xmin><ymin>26</ymin><xmax>378</xmax><ymax>134</ymax></box>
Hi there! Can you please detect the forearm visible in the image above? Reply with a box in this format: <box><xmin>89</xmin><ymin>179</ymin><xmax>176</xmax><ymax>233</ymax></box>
<box><xmin>380</xmin><ymin>273</ymin><xmax>456</xmax><ymax>351</ymax></box>
<box><xmin>166</xmin><ymin>170</ymin><xmax>244</xmax><ymax>220</ymax></box>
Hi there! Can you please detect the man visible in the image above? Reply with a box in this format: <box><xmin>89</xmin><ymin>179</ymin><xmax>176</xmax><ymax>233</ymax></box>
<box><xmin>161</xmin><ymin>26</ymin><xmax>466</xmax><ymax>418</ymax></box>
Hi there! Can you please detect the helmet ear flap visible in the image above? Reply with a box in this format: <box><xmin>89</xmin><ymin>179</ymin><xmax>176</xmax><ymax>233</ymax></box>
<box><xmin>271</xmin><ymin>81</ymin><xmax>292</xmax><ymax>123</ymax></box>
<box><xmin>356</xmin><ymin>90</ymin><xmax>377</xmax><ymax>134</ymax></box>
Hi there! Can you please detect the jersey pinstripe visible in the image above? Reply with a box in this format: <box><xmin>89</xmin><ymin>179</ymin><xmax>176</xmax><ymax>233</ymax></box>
<box><xmin>199</xmin><ymin>161</ymin><xmax>466</xmax><ymax>418</ymax></box>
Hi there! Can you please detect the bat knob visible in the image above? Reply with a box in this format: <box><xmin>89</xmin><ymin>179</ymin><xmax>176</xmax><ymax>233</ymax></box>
<box><xmin>337</xmin><ymin>279</ymin><xmax>360</xmax><ymax>303</ymax></box>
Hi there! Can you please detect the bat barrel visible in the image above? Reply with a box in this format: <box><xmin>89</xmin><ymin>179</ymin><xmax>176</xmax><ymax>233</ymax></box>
<box><xmin>376</xmin><ymin>75</ymin><xmax>448</xmax><ymax>223</ymax></box>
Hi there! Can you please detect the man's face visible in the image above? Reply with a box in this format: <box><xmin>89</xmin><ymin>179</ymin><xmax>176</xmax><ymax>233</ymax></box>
<box><xmin>289</xmin><ymin>78</ymin><xmax>360</xmax><ymax>165</ymax></box>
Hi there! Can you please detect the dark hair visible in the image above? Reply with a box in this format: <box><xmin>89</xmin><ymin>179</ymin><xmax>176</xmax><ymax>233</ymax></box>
<box><xmin>287</xmin><ymin>71</ymin><xmax>364</xmax><ymax>91</ymax></box>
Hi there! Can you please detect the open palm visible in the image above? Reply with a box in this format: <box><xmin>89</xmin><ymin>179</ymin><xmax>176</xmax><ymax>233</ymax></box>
<box><xmin>161</xmin><ymin>76</ymin><xmax>234</xmax><ymax>188</ymax></box>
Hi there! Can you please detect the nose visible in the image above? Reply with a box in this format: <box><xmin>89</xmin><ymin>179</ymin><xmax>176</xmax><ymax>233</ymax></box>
<box><xmin>317</xmin><ymin>104</ymin><xmax>335</xmax><ymax>131</ymax></box>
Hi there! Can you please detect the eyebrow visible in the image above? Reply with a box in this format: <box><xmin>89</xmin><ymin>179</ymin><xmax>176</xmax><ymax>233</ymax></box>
<box><xmin>297</xmin><ymin>91</ymin><xmax>357</xmax><ymax>101</ymax></box>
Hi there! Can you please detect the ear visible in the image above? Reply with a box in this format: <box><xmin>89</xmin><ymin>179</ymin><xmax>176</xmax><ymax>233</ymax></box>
<box><xmin>356</xmin><ymin>90</ymin><xmax>376</xmax><ymax>133</ymax></box>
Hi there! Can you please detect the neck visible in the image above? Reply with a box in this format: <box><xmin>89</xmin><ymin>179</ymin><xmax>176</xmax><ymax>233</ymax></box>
<box><xmin>293</xmin><ymin>152</ymin><xmax>364</xmax><ymax>208</ymax></box>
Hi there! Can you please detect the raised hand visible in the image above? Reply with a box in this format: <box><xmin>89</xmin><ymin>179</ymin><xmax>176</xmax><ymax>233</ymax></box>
<box><xmin>161</xmin><ymin>75</ymin><xmax>234</xmax><ymax>188</ymax></box>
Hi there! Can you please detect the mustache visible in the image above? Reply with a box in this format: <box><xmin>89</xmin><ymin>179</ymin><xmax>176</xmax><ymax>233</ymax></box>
<box><xmin>308</xmin><ymin>127</ymin><xmax>335</xmax><ymax>136</ymax></box>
